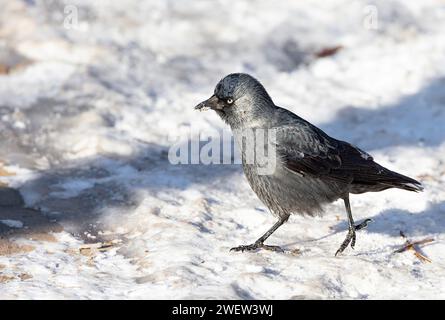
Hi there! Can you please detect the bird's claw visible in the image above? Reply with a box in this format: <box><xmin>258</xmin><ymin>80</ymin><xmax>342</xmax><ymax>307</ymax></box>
<box><xmin>335</xmin><ymin>218</ymin><xmax>373</xmax><ymax>256</ymax></box>
<box><xmin>335</xmin><ymin>227</ymin><xmax>356</xmax><ymax>256</ymax></box>
<box><xmin>230</xmin><ymin>242</ymin><xmax>284</xmax><ymax>253</ymax></box>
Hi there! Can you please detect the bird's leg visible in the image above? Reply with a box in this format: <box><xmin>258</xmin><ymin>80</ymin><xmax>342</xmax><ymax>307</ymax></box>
<box><xmin>230</xmin><ymin>214</ymin><xmax>290</xmax><ymax>253</ymax></box>
<box><xmin>335</xmin><ymin>196</ymin><xmax>372</xmax><ymax>256</ymax></box>
<box><xmin>335</xmin><ymin>197</ymin><xmax>355</xmax><ymax>256</ymax></box>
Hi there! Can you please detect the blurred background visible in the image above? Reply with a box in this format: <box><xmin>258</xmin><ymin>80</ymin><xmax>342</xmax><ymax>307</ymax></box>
<box><xmin>0</xmin><ymin>0</ymin><xmax>444</xmax><ymax>299</ymax></box>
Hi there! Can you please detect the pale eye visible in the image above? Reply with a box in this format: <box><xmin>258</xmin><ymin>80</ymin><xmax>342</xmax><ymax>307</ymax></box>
<box><xmin>226</xmin><ymin>98</ymin><xmax>234</xmax><ymax>104</ymax></box>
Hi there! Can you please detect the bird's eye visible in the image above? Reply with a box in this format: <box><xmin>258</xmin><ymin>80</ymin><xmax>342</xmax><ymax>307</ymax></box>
<box><xmin>226</xmin><ymin>98</ymin><xmax>234</xmax><ymax>105</ymax></box>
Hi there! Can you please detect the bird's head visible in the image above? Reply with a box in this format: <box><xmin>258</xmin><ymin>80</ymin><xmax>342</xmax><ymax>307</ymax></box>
<box><xmin>195</xmin><ymin>73</ymin><xmax>274</xmax><ymax>127</ymax></box>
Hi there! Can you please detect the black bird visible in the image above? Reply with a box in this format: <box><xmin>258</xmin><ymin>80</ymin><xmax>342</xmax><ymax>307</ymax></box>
<box><xmin>195</xmin><ymin>73</ymin><xmax>423</xmax><ymax>255</ymax></box>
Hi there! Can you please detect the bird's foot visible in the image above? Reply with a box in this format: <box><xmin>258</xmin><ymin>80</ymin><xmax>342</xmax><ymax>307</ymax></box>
<box><xmin>354</xmin><ymin>218</ymin><xmax>373</xmax><ymax>231</ymax></box>
<box><xmin>261</xmin><ymin>244</ymin><xmax>285</xmax><ymax>253</ymax></box>
<box><xmin>335</xmin><ymin>227</ymin><xmax>356</xmax><ymax>256</ymax></box>
<box><xmin>230</xmin><ymin>241</ymin><xmax>284</xmax><ymax>253</ymax></box>
<box><xmin>335</xmin><ymin>218</ymin><xmax>373</xmax><ymax>256</ymax></box>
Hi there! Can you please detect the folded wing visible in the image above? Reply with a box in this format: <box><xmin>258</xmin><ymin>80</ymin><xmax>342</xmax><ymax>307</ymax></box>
<box><xmin>275</xmin><ymin>123</ymin><xmax>423</xmax><ymax>193</ymax></box>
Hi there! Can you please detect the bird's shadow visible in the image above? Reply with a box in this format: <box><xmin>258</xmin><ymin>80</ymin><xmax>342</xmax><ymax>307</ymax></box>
<box><xmin>1</xmin><ymin>140</ymin><xmax>241</xmax><ymax>242</ymax></box>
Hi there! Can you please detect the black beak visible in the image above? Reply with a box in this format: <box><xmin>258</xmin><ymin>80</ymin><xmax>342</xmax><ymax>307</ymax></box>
<box><xmin>194</xmin><ymin>95</ymin><xmax>221</xmax><ymax>111</ymax></box>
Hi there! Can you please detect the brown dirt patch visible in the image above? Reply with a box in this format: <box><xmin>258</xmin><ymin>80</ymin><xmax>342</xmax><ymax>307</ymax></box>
<box><xmin>0</xmin><ymin>238</ymin><xmax>35</xmax><ymax>256</ymax></box>
<box><xmin>0</xmin><ymin>274</ymin><xmax>15</xmax><ymax>283</ymax></box>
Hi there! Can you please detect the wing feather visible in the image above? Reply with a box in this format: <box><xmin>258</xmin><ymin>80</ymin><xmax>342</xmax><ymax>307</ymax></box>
<box><xmin>273</xmin><ymin>107</ymin><xmax>422</xmax><ymax>192</ymax></box>
<box><xmin>275</xmin><ymin>123</ymin><xmax>387</xmax><ymax>185</ymax></box>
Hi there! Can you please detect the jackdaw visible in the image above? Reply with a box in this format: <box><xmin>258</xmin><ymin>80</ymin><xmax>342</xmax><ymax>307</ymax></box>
<box><xmin>195</xmin><ymin>73</ymin><xmax>423</xmax><ymax>255</ymax></box>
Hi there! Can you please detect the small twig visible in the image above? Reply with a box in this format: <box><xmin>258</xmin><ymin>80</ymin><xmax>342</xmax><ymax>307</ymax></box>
<box><xmin>315</xmin><ymin>45</ymin><xmax>343</xmax><ymax>58</ymax></box>
<box><xmin>394</xmin><ymin>232</ymin><xmax>434</xmax><ymax>263</ymax></box>
<box><xmin>414</xmin><ymin>251</ymin><xmax>432</xmax><ymax>263</ymax></box>
<box><xmin>395</xmin><ymin>238</ymin><xmax>434</xmax><ymax>253</ymax></box>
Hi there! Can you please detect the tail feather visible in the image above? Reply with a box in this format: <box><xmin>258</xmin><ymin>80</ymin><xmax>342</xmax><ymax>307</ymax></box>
<box><xmin>381</xmin><ymin>170</ymin><xmax>424</xmax><ymax>192</ymax></box>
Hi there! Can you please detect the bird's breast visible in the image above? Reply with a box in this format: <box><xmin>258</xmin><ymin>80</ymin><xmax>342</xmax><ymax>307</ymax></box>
<box><xmin>241</xmin><ymin>162</ymin><xmax>344</xmax><ymax>216</ymax></box>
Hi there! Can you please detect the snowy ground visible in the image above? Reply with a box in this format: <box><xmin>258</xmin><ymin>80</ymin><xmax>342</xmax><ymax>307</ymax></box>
<box><xmin>1</xmin><ymin>0</ymin><xmax>445</xmax><ymax>299</ymax></box>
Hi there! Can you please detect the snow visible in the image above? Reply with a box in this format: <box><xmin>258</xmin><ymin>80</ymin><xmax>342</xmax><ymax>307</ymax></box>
<box><xmin>0</xmin><ymin>0</ymin><xmax>445</xmax><ymax>299</ymax></box>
